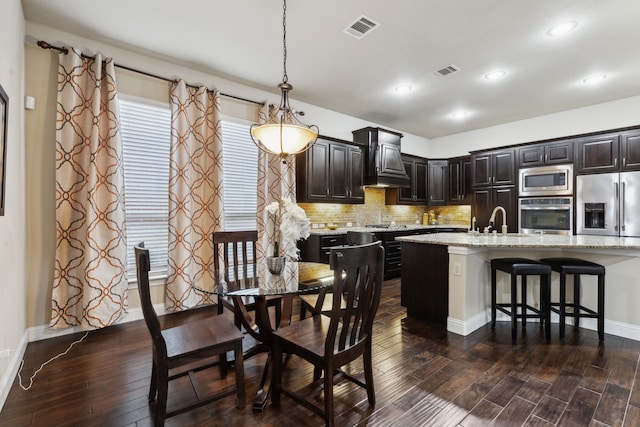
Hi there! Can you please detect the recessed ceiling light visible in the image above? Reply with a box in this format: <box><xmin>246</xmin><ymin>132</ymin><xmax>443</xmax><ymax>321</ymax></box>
<box><xmin>547</xmin><ymin>21</ymin><xmax>578</xmax><ymax>37</ymax></box>
<box><xmin>450</xmin><ymin>111</ymin><xmax>468</xmax><ymax>119</ymax></box>
<box><xmin>582</xmin><ymin>74</ymin><xmax>607</xmax><ymax>85</ymax></box>
<box><xmin>484</xmin><ymin>70</ymin><xmax>506</xmax><ymax>80</ymax></box>
<box><xmin>395</xmin><ymin>85</ymin><xmax>412</xmax><ymax>94</ymax></box>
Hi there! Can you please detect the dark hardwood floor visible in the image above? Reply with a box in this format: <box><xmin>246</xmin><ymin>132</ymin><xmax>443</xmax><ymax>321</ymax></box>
<box><xmin>2</xmin><ymin>279</ymin><xmax>640</xmax><ymax>426</ymax></box>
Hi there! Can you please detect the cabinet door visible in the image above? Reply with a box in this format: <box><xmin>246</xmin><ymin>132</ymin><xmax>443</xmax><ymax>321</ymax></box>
<box><xmin>621</xmin><ymin>130</ymin><xmax>640</xmax><ymax>172</ymax></box>
<box><xmin>472</xmin><ymin>188</ymin><xmax>491</xmax><ymax>231</ymax></box>
<box><xmin>347</xmin><ymin>145</ymin><xmax>364</xmax><ymax>202</ymax></box>
<box><xmin>398</xmin><ymin>158</ymin><xmax>415</xmax><ymax>202</ymax></box>
<box><xmin>492</xmin><ymin>149</ymin><xmax>516</xmax><ymax>186</ymax></box>
<box><xmin>545</xmin><ymin>140</ymin><xmax>574</xmax><ymax>164</ymax></box>
<box><xmin>303</xmin><ymin>140</ymin><xmax>330</xmax><ymax>201</ymax></box>
<box><xmin>414</xmin><ymin>159</ymin><xmax>429</xmax><ymax>203</ymax></box>
<box><xmin>492</xmin><ymin>186</ymin><xmax>517</xmax><ymax>233</ymax></box>
<box><xmin>448</xmin><ymin>159</ymin><xmax>462</xmax><ymax>202</ymax></box>
<box><xmin>471</xmin><ymin>153</ymin><xmax>492</xmax><ymax>187</ymax></box>
<box><xmin>576</xmin><ymin>134</ymin><xmax>620</xmax><ymax>174</ymax></box>
<box><xmin>460</xmin><ymin>157</ymin><xmax>472</xmax><ymax>204</ymax></box>
<box><xmin>328</xmin><ymin>143</ymin><xmax>348</xmax><ymax>201</ymax></box>
<box><xmin>428</xmin><ymin>160</ymin><xmax>447</xmax><ymax>205</ymax></box>
<box><xmin>518</xmin><ymin>145</ymin><xmax>545</xmax><ymax>168</ymax></box>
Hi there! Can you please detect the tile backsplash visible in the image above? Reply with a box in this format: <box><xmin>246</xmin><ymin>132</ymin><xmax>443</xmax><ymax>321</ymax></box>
<box><xmin>299</xmin><ymin>187</ymin><xmax>471</xmax><ymax>228</ymax></box>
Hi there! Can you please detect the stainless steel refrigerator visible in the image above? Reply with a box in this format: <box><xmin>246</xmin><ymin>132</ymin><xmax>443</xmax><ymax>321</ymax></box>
<box><xmin>576</xmin><ymin>171</ymin><xmax>640</xmax><ymax>236</ymax></box>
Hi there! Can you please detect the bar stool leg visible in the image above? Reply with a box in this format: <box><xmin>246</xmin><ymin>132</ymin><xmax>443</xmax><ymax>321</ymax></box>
<box><xmin>522</xmin><ymin>275</ymin><xmax>527</xmax><ymax>331</ymax></box>
<box><xmin>491</xmin><ymin>267</ymin><xmax>497</xmax><ymax>328</ymax></box>
<box><xmin>598</xmin><ymin>273</ymin><xmax>605</xmax><ymax>342</ymax></box>
<box><xmin>573</xmin><ymin>274</ymin><xmax>581</xmax><ymax>330</ymax></box>
<box><xmin>543</xmin><ymin>274</ymin><xmax>551</xmax><ymax>342</ymax></box>
<box><xmin>559</xmin><ymin>273</ymin><xmax>566</xmax><ymax>338</ymax></box>
<box><xmin>511</xmin><ymin>273</ymin><xmax>517</xmax><ymax>342</ymax></box>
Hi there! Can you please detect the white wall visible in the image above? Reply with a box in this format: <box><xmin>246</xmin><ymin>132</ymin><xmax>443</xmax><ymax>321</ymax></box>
<box><xmin>429</xmin><ymin>95</ymin><xmax>640</xmax><ymax>158</ymax></box>
<box><xmin>0</xmin><ymin>0</ymin><xmax>26</xmax><ymax>410</ymax></box>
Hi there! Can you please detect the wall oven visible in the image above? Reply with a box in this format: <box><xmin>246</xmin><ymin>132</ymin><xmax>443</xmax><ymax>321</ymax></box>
<box><xmin>519</xmin><ymin>164</ymin><xmax>573</xmax><ymax>197</ymax></box>
<box><xmin>519</xmin><ymin>197</ymin><xmax>573</xmax><ymax>235</ymax></box>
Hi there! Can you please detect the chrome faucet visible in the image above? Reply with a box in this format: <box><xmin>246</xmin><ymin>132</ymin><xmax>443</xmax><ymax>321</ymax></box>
<box><xmin>489</xmin><ymin>206</ymin><xmax>508</xmax><ymax>235</ymax></box>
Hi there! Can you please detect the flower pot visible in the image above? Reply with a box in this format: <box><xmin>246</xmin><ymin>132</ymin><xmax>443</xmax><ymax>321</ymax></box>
<box><xmin>267</xmin><ymin>256</ymin><xmax>286</xmax><ymax>275</ymax></box>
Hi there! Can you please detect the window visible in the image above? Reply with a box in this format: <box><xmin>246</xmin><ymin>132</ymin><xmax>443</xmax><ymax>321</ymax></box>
<box><xmin>120</xmin><ymin>98</ymin><xmax>258</xmax><ymax>282</ymax></box>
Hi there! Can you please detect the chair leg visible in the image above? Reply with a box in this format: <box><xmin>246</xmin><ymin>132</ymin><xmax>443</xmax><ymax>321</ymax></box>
<box><xmin>363</xmin><ymin>343</ymin><xmax>375</xmax><ymax>405</ymax></box>
<box><xmin>491</xmin><ymin>267</ymin><xmax>497</xmax><ymax>328</ymax></box>
<box><xmin>313</xmin><ymin>366</ymin><xmax>323</xmax><ymax>381</ymax></box>
<box><xmin>274</xmin><ymin>300</ymin><xmax>282</xmax><ymax>327</ymax></box>
<box><xmin>300</xmin><ymin>301</ymin><xmax>308</xmax><ymax>320</ymax></box>
<box><xmin>323</xmin><ymin>363</ymin><xmax>335</xmax><ymax>427</ymax></box>
<box><xmin>148</xmin><ymin>357</ymin><xmax>158</xmax><ymax>401</ymax></box>
<box><xmin>574</xmin><ymin>274</ymin><xmax>581</xmax><ymax>330</ymax></box>
<box><xmin>511</xmin><ymin>273</ymin><xmax>517</xmax><ymax>342</ymax></box>
<box><xmin>543</xmin><ymin>274</ymin><xmax>551</xmax><ymax>342</ymax></box>
<box><xmin>234</xmin><ymin>342</ymin><xmax>246</xmax><ymax>408</ymax></box>
<box><xmin>598</xmin><ymin>273</ymin><xmax>605</xmax><ymax>342</ymax></box>
<box><xmin>155</xmin><ymin>368</ymin><xmax>169</xmax><ymax>427</ymax></box>
<box><xmin>219</xmin><ymin>352</ymin><xmax>228</xmax><ymax>378</ymax></box>
<box><xmin>559</xmin><ymin>273</ymin><xmax>566</xmax><ymax>338</ymax></box>
<box><xmin>522</xmin><ymin>275</ymin><xmax>528</xmax><ymax>330</ymax></box>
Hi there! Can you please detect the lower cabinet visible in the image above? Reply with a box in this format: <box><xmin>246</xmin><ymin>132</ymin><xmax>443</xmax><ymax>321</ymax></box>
<box><xmin>298</xmin><ymin>234</ymin><xmax>346</xmax><ymax>264</ymax></box>
<box><xmin>401</xmin><ymin>243</ymin><xmax>448</xmax><ymax>326</ymax></box>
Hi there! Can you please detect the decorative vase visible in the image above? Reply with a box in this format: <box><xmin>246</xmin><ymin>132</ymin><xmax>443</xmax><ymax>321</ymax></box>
<box><xmin>267</xmin><ymin>256</ymin><xmax>286</xmax><ymax>275</ymax></box>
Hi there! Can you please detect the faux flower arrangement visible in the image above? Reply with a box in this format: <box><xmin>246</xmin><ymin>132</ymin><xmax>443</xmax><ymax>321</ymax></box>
<box><xmin>266</xmin><ymin>197</ymin><xmax>311</xmax><ymax>260</ymax></box>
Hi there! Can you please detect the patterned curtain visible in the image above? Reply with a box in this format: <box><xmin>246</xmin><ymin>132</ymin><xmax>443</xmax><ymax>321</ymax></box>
<box><xmin>51</xmin><ymin>47</ymin><xmax>128</xmax><ymax>330</ymax></box>
<box><xmin>165</xmin><ymin>80</ymin><xmax>224</xmax><ymax>311</ymax></box>
<box><xmin>256</xmin><ymin>103</ymin><xmax>299</xmax><ymax>291</ymax></box>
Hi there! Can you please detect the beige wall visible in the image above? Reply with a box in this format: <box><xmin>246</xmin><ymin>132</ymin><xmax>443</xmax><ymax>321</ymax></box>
<box><xmin>0</xmin><ymin>0</ymin><xmax>26</xmax><ymax>401</ymax></box>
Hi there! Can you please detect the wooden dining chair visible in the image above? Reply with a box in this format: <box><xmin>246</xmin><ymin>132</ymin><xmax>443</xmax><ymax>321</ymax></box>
<box><xmin>213</xmin><ymin>230</ymin><xmax>282</xmax><ymax>328</ymax></box>
<box><xmin>299</xmin><ymin>231</ymin><xmax>377</xmax><ymax>320</ymax></box>
<box><xmin>134</xmin><ymin>243</ymin><xmax>245</xmax><ymax>427</ymax></box>
<box><xmin>271</xmin><ymin>241</ymin><xmax>385</xmax><ymax>427</ymax></box>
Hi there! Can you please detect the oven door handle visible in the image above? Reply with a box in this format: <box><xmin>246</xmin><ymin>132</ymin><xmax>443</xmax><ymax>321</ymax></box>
<box><xmin>520</xmin><ymin>206</ymin><xmax>572</xmax><ymax>210</ymax></box>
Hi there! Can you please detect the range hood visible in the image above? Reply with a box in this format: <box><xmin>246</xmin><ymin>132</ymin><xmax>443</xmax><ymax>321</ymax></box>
<box><xmin>352</xmin><ymin>127</ymin><xmax>411</xmax><ymax>187</ymax></box>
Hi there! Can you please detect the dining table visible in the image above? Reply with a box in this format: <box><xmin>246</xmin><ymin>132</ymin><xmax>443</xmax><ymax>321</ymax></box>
<box><xmin>194</xmin><ymin>269</ymin><xmax>333</xmax><ymax>411</ymax></box>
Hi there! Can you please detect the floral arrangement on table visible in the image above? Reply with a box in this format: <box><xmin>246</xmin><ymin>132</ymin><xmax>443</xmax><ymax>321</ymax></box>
<box><xmin>266</xmin><ymin>197</ymin><xmax>311</xmax><ymax>260</ymax></box>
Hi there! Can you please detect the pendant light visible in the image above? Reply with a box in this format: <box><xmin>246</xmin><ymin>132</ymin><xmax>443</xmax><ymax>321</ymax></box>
<box><xmin>250</xmin><ymin>0</ymin><xmax>318</xmax><ymax>161</ymax></box>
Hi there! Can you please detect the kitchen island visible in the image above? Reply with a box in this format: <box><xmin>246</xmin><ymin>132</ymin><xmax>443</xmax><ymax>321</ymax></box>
<box><xmin>395</xmin><ymin>233</ymin><xmax>640</xmax><ymax>340</ymax></box>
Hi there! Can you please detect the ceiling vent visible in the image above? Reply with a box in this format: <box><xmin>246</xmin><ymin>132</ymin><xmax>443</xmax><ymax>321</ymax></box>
<box><xmin>434</xmin><ymin>64</ymin><xmax>461</xmax><ymax>77</ymax></box>
<box><xmin>344</xmin><ymin>15</ymin><xmax>380</xmax><ymax>39</ymax></box>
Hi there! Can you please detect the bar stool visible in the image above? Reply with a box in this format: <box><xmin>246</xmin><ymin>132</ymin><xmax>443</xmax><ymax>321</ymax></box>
<box><xmin>491</xmin><ymin>258</ymin><xmax>552</xmax><ymax>342</ymax></box>
<box><xmin>540</xmin><ymin>258</ymin><xmax>605</xmax><ymax>342</ymax></box>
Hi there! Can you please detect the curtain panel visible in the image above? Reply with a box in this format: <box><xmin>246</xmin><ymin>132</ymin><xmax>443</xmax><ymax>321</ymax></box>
<box><xmin>165</xmin><ymin>81</ymin><xmax>224</xmax><ymax>310</ymax></box>
<box><xmin>51</xmin><ymin>47</ymin><xmax>128</xmax><ymax>330</ymax></box>
<box><xmin>256</xmin><ymin>104</ymin><xmax>299</xmax><ymax>291</ymax></box>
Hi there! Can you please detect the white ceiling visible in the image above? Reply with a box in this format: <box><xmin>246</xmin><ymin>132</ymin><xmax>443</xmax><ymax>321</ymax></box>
<box><xmin>21</xmin><ymin>0</ymin><xmax>640</xmax><ymax>139</ymax></box>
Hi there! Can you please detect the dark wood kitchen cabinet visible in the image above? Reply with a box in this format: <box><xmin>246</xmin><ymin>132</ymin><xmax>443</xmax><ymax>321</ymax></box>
<box><xmin>298</xmin><ymin>234</ymin><xmax>346</xmax><ymax>264</ymax></box>
<box><xmin>575</xmin><ymin>133</ymin><xmax>620</xmax><ymax>174</ymax></box>
<box><xmin>296</xmin><ymin>135</ymin><xmax>364</xmax><ymax>203</ymax></box>
<box><xmin>471</xmin><ymin>148</ymin><xmax>517</xmax><ymax>232</ymax></box>
<box><xmin>471</xmin><ymin>148</ymin><xmax>516</xmax><ymax>187</ymax></box>
<box><xmin>352</xmin><ymin>127</ymin><xmax>408</xmax><ymax>186</ymax></box>
<box><xmin>517</xmin><ymin>139</ymin><xmax>574</xmax><ymax>168</ymax></box>
<box><xmin>620</xmin><ymin>129</ymin><xmax>640</xmax><ymax>171</ymax></box>
<box><xmin>427</xmin><ymin>160</ymin><xmax>448</xmax><ymax>206</ymax></box>
<box><xmin>448</xmin><ymin>156</ymin><xmax>471</xmax><ymax>204</ymax></box>
<box><xmin>398</xmin><ymin>154</ymin><xmax>428</xmax><ymax>204</ymax></box>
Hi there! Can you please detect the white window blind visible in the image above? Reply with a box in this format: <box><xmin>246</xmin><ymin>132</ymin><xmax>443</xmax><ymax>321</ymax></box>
<box><xmin>120</xmin><ymin>100</ymin><xmax>258</xmax><ymax>282</ymax></box>
<box><xmin>120</xmin><ymin>98</ymin><xmax>171</xmax><ymax>280</ymax></box>
<box><xmin>221</xmin><ymin>121</ymin><xmax>258</xmax><ymax>231</ymax></box>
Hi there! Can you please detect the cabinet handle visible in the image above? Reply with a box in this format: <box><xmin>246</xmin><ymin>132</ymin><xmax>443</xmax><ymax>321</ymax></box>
<box><xmin>623</xmin><ymin>157</ymin><xmax>626</xmax><ymax>167</ymax></box>
<box><xmin>540</xmin><ymin>155</ymin><xmax>543</xmax><ymax>162</ymax></box>
<box><xmin>615</xmin><ymin>158</ymin><xmax>618</xmax><ymax>167</ymax></box>
<box><xmin>545</xmin><ymin>154</ymin><xmax>549</xmax><ymax>162</ymax></box>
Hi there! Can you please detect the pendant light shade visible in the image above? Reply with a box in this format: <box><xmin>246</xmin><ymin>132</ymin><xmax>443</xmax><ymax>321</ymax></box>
<box><xmin>250</xmin><ymin>0</ymin><xmax>318</xmax><ymax>160</ymax></box>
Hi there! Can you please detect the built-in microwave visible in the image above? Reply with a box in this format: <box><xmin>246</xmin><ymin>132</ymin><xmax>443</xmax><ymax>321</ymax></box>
<box><xmin>519</xmin><ymin>164</ymin><xmax>573</xmax><ymax>197</ymax></box>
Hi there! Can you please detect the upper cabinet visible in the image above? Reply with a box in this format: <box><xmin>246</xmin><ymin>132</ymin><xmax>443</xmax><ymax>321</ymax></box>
<box><xmin>620</xmin><ymin>129</ymin><xmax>640</xmax><ymax>172</ymax></box>
<box><xmin>448</xmin><ymin>156</ymin><xmax>471</xmax><ymax>205</ymax></box>
<box><xmin>398</xmin><ymin>155</ymin><xmax>428</xmax><ymax>204</ymax></box>
<box><xmin>296</xmin><ymin>136</ymin><xmax>364</xmax><ymax>204</ymax></box>
<box><xmin>427</xmin><ymin>160</ymin><xmax>448</xmax><ymax>206</ymax></box>
<box><xmin>517</xmin><ymin>139</ymin><xmax>574</xmax><ymax>168</ymax></box>
<box><xmin>575</xmin><ymin>129</ymin><xmax>640</xmax><ymax>174</ymax></box>
<box><xmin>471</xmin><ymin>148</ymin><xmax>516</xmax><ymax>188</ymax></box>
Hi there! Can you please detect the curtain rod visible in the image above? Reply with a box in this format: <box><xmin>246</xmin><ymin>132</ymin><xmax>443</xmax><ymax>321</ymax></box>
<box><xmin>36</xmin><ymin>40</ymin><xmax>264</xmax><ymax>106</ymax></box>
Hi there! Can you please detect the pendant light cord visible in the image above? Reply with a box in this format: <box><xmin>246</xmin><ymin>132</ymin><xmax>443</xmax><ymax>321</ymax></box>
<box><xmin>282</xmin><ymin>0</ymin><xmax>288</xmax><ymax>84</ymax></box>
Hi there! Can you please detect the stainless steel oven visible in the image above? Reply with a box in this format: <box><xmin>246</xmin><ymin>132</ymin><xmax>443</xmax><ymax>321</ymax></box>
<box><xmin>519</xmin><ymin>164</ymin><xmax>573</xmax><ymax>197</ymax></box>
<box><xmin>519</xmin><ymin>197</ymin><xmax>573</xmax><ymax>235</ymax></box>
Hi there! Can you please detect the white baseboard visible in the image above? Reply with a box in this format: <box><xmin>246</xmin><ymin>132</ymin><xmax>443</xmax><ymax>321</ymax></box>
<box><xmin>448</xmin><ymin>309</ymin><xmax>640</xmax><ymax>341</ymax></box>
<box><xmin>0</xmin><ymin>302</ymin><xmax>167</xmax><ymax>412</ymax></box>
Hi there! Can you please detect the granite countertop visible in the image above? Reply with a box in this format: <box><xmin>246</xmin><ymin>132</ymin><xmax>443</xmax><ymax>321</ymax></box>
<box><xmin>395</xmin><ymin>232</ymin><xmax>640</xmax><ymax>249</ymax></box>
<box><xmin>309</xmin><ymin>224</ymin><xmax>469</xmax><ymax>235</ymax></box>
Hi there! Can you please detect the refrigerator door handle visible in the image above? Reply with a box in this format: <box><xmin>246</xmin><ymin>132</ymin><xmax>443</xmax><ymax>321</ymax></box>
<box><xmin>615</xmin><ymin>182</ymin><xmax>619</xmax><ymax>231</ymax></box>
<box><xmin>622</xmin><ymin>181</ymin><xmax>626</xmax><ymax>231</ymax></box>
